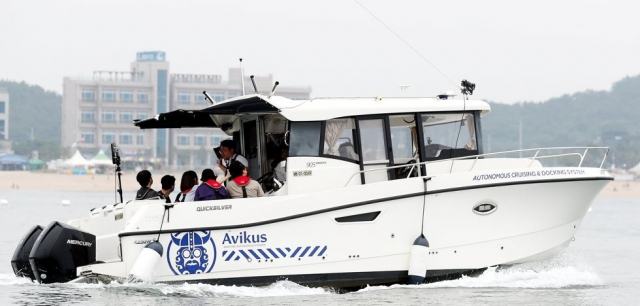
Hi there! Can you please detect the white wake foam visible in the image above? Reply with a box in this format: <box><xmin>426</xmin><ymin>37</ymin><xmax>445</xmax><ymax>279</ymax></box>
<box><xmin>0</xmin><ymin>273</ymin><xmax>36</xmax><ymax>286</ymax></box>
<box><xmin>357</xmin><ymin>252</ymin><xmax>602</xmax><ymax>293</ymax></box>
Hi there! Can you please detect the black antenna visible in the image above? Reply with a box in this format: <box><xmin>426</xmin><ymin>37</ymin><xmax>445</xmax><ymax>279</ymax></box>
<box><xmin>239</xmin><ymin>58</ymin><xmax>245</xmax><ymax>95</ymax></box>
<box><xmin>202</xmin><ymin>91</ymin><xmax>215</xmax><ymax>105</ymax></box>
<box><xmin>461</xmin><ymin>80</ymin><xmax>476</xmax><ymax>96</ymax></box>
<box><xmin>250</xmin><ymin>75</ymin><xmax>259</xmax><ymax>93</ymax></box>
<box><xmin>269</xmin><ymin>81</ymin><xmax>280</xmax><ymax>98</ymax></box>
<box><xmin>110</xmin><ymin>143</ymin><xmax>123</xmax><ymax>204</ymax></box>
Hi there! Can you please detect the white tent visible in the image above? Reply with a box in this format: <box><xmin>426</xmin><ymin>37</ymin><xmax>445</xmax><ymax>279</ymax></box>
<box><xmin>629</xmin><ymin>161</ymin><xmax>640</xmax><ymax>175</ymax></box>
<box><xmin>90</xmin><ymin>149</ymin><xmax>113</xmax><ymax>166</ymax></box>
<box><xmin>62</xmin><ymin>150</ymin><xmax>92</xmax><ymax>167</ymax></box>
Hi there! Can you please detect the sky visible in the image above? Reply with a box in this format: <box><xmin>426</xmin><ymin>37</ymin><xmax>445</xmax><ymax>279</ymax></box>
<box><xmin>1</xmin><ymin>0</ymin><xmax>639</xmax><ymax>104</ymax></box>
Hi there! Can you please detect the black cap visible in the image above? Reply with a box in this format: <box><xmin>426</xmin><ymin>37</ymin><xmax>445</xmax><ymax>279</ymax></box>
<box><xmin>160</xmin><ymin>175</ymin><xmax>176</xmax><ymax>189</ymax></box>
<box><xmin>201</xmin><ymin>169</ymin><xmax>215</xmax><ymax>181</ymax></box>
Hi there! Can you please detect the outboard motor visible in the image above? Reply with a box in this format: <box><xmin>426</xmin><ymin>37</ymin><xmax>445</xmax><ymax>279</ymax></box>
<box><xmin>29</xmin><ymin>221</ymin><xmax>96</xmax><ymax>284</ymax></box>
<box><xmin>11</xmin><ymin>225</ymin><xmax>44</xmax><ymax>280</ymax></box>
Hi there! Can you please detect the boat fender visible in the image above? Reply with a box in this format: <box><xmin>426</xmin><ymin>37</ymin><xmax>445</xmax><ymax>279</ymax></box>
<box><xmin>127</xmin><ymin>241</ymin><xmax>163</xmax><ymax>283</ymax></box>
<box><xmin>408</xmin><ymin>234</ymin><xmax>430</xmax><ymax>284</ymax></box>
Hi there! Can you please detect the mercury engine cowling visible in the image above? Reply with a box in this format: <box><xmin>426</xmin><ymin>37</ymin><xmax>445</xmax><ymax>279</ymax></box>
<box><xmin>11</xmin><ymin>225</ymin><xmax>44</xmax><ymax>280</ymax></box>
<box><xmin>29</xmin><ymin>221</ymin><xmax>96</xmax><ymax>284</ymax></box>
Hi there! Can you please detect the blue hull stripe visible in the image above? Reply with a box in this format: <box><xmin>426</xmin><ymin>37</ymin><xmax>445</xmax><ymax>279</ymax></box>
<box><xmin>299</xmin><ymin>246</ymin><xmax>311</xmax><ymax>257</ymax></box>
<box><xmin>317</xmin><ymin>246</ymin><xmax>327</xmax><ymax>256</ymax></box>
<box><xmin>238</xmin><ymin>250</ymin><xmax>251</xmax><ymax>260</ymax></box>
<box><xmin>258</xmin><ymin>249</ymin><xmax>271</xmax><ymax>259</ymax></box>
<box><xmin>276</xmin><ymin>248</ymin><xmax>287</xmax><ymax>258</ymax></box>
<box><xmin>267</xmin><ymin>248</ymin><xmax>280</xmax><ymax>259</ymax></box>
<box><xmin>290</xmin><ymin>247</ymin><xmax>301</xmax><ymax>257</ymax></box>
<box><xmin>308</xmin><ymin>246</ymin><xmax>320</xmax><ymax>257</ymax></box>
<box><xmin>248</xmin><ymin>249</ymin><xmax>261</xmax><ymax>260</ymax></box>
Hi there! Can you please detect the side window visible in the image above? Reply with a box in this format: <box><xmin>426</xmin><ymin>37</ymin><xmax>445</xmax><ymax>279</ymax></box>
<box><xmin>422</xmin><ymin>112</ymin><xmax>477</xmax><ymax>159</ymax></box>
<box><xmin>389</xmin><ymin>114</ymin><xmax>419</xmax><ymax>160</ymax></box>
<box><xmin>289</xmin><ymin>121</ymin><xmax>321</xmax><ymax>157</ymax></box>
<box><xmin>323</xmin><ymin>118</ymin><xmax>359</xmax><ymax>161</ymax></box>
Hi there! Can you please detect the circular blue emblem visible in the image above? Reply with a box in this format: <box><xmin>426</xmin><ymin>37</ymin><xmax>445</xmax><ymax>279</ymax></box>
<box><xmin>166</xmin><ymin>231</ymin><xmax>217</xmax><ymax>275</ymax></box>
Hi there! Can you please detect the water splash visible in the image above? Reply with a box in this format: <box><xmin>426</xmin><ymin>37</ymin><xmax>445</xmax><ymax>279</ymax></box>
<box><xmin>0</xmin><ymin>273</ymin><xmax>36</xmax><ymax>286</ymax></box>
<box><xmin>357</xmin><ymin>252</ymin><xmax>602</xmax><ymax>293</ymax></box>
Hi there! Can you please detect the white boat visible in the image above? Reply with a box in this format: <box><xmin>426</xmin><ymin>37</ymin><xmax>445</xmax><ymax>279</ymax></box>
<box><xmin>11</xmin><ymin>91</ymin><xmax>612</xmax><ymax>289</ymax></box>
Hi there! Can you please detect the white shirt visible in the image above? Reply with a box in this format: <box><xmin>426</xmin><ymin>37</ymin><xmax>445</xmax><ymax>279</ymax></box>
<box><xmin>182</xmin><ymin>184</ymin><xmax>198</xmax><ymax>202</ymax></box>
<box><xmin>223</xmin><ymin>154</ymin><xmax>248</xmax><ymax>168</ymax></box>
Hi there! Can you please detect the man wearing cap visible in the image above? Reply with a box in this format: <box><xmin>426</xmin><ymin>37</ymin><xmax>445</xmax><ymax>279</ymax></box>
<box><xmin>159</xmin><ymin>175</ymin><xmax>176</xmax><ymax>203</ymax></box>
<box><xmin>195</xmin><ymin>168</ymin><xmax>229</xmax><ymax>201</ymax></box>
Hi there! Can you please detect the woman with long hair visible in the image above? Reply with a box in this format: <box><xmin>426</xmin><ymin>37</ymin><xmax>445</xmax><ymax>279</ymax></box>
<box><xmin>174</xmin><ymin>170</ymin><xmax>199</xmax><ymax>202</ymax></box>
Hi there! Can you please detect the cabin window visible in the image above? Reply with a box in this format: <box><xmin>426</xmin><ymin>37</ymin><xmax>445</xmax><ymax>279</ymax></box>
<box><xmin>289</xmin><ymin>121</ymin><xmax>321</xmax><ymax>157</ymax></box>
<box><xmin>323</xmin><ymin>118</ymin><xmax>359</xmax><ymax>161</ymax></box>
<box><xmin>422</xmin><ymin>112</ymin><xmax>477</xmax><ymax>159</ymax></box>
<box><xmin>389</xmin><ymin>114</ymin><xmax>420</xmax><ymax>178</ymax></box>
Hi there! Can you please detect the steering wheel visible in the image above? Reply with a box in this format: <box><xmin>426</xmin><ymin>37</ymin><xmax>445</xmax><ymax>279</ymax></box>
<box><xmin>256</xmin><ymin>172</ymin><xmax>274</xmax><ymax>184</ymax></box>
<box><xmin>397</xmin><ymin>160</ymin><xmax>418</xmax><ymax>178</ymax></box>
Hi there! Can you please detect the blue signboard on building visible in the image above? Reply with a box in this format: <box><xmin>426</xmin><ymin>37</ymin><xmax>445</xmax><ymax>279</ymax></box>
<box><xmin>136</xmin><ymin>51</ymin><xmax>166</xmax><ymax>62</ymax></box>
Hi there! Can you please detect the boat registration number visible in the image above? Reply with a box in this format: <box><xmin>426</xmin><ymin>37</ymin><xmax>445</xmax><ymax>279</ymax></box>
<box><xmin>293</xmin><ymin>170</ymin><xmax>312</xmax><ymax>177</ymax></box>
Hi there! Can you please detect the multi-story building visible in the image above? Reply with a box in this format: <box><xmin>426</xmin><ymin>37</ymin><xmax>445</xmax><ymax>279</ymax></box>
<box><xmin>0</xmin><ymin>87</ymin><xmax>9</xmax><ymax>141</ymax></box>
<box><xmin>62</xmin><ymin>51</ymin><xmax>312</xmax><ymax>169</ymax></box>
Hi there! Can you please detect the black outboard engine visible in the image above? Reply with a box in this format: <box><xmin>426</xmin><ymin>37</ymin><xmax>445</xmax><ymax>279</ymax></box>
<box><xmin>11</xmin><ymin>225</ymin><xmax>44</xmax><ymax>280</ymax></box>
<box><xmin>29</xmin><ymin>221</ymin><xmax>96</xmax><ymax>284</ymax></box>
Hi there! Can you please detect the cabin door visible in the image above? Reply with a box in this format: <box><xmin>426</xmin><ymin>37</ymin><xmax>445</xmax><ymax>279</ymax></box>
<box><xmin>357</xmin><ymin>116</ymin><xmax>394</xmax><ymax>184</ymax></box>
<box><xmin>241</xmin><ymin>120</ymin><xmax>262</xmax><ymax>180</ymax></box>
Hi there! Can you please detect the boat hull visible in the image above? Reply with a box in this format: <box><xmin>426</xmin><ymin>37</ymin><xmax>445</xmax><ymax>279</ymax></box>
<box><xmin>83</xmin><ymin>169</ymin><xmax>610</xmax><ymax>288</ymax></box>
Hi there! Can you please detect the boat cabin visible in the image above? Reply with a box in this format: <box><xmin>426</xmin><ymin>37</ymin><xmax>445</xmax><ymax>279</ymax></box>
<box><xmin>135</xmin><ymin>94</ymin><xmax>490</xmax><ymax>195</ymax></box>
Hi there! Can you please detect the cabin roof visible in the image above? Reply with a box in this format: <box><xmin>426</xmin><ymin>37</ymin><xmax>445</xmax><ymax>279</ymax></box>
<box><xmin>134</xmin><ymin>94</ymin><xmax>491</xmax><ymax>129</ymax></box>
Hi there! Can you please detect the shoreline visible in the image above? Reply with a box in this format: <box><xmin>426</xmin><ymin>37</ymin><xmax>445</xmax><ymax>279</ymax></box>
<box><xmin>0</xmin><ymin>171</ymin><xmax>638</xmax><ymax>199</ymax></box>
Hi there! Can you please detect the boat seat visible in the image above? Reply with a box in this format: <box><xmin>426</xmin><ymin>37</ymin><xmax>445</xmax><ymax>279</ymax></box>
<box><xmin>338</xmin><ymin>142</ymin><xmax>359</xmax><ymax>160</ymax></box>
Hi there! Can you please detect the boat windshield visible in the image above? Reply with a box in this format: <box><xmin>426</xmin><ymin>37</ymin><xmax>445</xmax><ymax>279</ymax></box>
<box><xmin>422</xmin><ymin>112</ymin><xmax>477</xmax><ymax>159</ymax></box>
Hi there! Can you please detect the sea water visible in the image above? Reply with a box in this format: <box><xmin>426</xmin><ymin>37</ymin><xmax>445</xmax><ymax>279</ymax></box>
<box><xmin>0</xmin><ymin>190</ymin><xmax>638</xmax><ymax>305</ymax></box>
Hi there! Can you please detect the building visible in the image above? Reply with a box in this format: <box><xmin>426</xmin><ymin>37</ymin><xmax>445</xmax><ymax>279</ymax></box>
<box><xmin>0</xmin><ymin>88</ymin><xmax>10</xmax><ymax>154</ymax></box>
<box><xmin>62</xmin><ymin>51</ymin><xmax>312</xmax><ymax>169</ymax></box>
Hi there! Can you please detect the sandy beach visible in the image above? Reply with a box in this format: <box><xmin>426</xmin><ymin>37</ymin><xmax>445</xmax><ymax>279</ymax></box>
<box><xmin>0</xmin><ymin>171</ymin><xmax>637</xmax><ymax>198</ymax></box>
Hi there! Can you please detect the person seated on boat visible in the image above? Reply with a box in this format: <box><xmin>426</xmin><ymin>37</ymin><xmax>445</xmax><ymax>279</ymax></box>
<box><xmin>135</xmin><ymin>170</ymin><xmax>161</xmax><ymax>200</ymax></box>
<box><xmin>195</xmin><ymin>168</ymin><xmax>229</xmax><ymax>201</ymax></box>
<box><xmin>216</xmin><ymin>139</ymin><xmax>249</xmax><ymax>183</ymax></box>
<box><xmin>272</xmin><ymin>145</ymin><xmax>288</xmax><ymax>182</ymax></box>
<box><xmin>158</xmin><ymin>175</ymin><xmax>175</xmax><ymax>203</ymax></box>
<box><xmin>227</xmin><ymin>161</ymin><xmax>264</xmax><ymax>198</ymax></box>
<box><xmin>174</xmin><ymin>170</ymin><xmax>199</xmax><ymax>202</ymax></box>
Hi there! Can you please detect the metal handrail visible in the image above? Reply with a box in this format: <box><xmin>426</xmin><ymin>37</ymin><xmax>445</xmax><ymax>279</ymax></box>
<box><xmin>344</xmin><ymin>146</ymin><xmax>609</xmax><ymax>186</ymax></box>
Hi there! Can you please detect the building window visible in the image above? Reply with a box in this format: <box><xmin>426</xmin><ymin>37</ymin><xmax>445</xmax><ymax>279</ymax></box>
<box><xmin>120</xmin><ymin>90</ymin><xmax>133</xmax><ymax>103</ymax></box>
<box><xmin>177</xmin><ymin>91</ymin><xmax>191</xmax><ymax>104</ymax></box>
<box><xmin>102</xmin><ymin>133</ymin><xmax>115</xmax><ymax>144</ymax></box>
<box><xmin>81</xmin><ymin>110</ymin><xmax>95</xmax><ymax>123</ymax></box>
<box><xmin>81</xmin><ymin>131</ymin><xmax>95</xmax><ymax>144</ymax></box>
<box><xmin>101</xmin><ymin>111</ymin><xmax>116</xmax><ymax>123</ymax></box>
<box><xmin>137</xmin><ymin>133</ymin><xmax>144</xmax><ymax>145</ymax></box>
<box><xmin>119</xmin><ymin>133</ymin><xmax>133</xmax><ymax>144</ymax></box>
<box><xmin>136</xmin><ymin>112</ymin><xmax>148</xmax><ymax>120</ymax></box>
<box><xmin>82</xmin><ymin>89</ymin><xmax>95</xmax><ymax>102</ymax></box>
<box><xmin>0</xmin><ymin>101</ymin><xmax>5</xmax><ymax>113</ymax></box>
<box><xmin>0</xmin><ymin>120</ymin><xmax>5</xmax><ymax>134</ymax></box>
<box><xmin>177</xmin><ymin>134</ymin><xmax>190</xmax><ymax>145</ymax></box>
<box><xmin>210</xmin><ymin>136</ymin><xmax>222</xmax><ymax>147</ymax></box>
<box><xmin>119</xmin><ymin>111</ymin><xmax>133</xmax><ymax>123</ymax></box>
<box><xmin>102</xmin><ymin>90</ymin><xmax>116</xmax><ymax>102</ymax></box>
<box><xmin>213</xmin><ymin>92</ymin><xmax>224</xmax><ymax>102</ymax></box>
<box><xmin>194</xmin><ymin>135</ymin><xmax>206</xmax><ymax>146</ymax></box>
<box><xmin>195</xmin><ymin>94</ymin><xmax>207</xmax><ymax>105</ymax></box>
<box><xmin>137</xmin><ymin>91</ymin><xmax>149</xmax><ymax>103</ymax></box>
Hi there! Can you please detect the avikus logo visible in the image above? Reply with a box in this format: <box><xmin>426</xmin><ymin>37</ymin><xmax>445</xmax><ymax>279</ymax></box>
<box><xmin>222</xmin><ymin>231</ymin><xmax>267</xmax><ymax>244</ymax></box>
<box><xmin>67</xmin><ymin>239</ymin><xmax>92</xmax><ymax>247</ymax></box>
